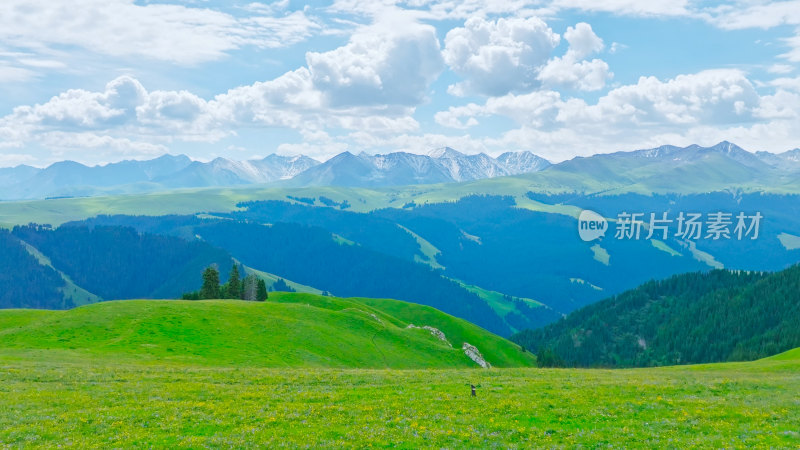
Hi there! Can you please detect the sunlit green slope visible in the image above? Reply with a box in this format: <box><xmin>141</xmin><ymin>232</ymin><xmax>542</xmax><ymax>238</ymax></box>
<box><xmin>0</xmin><ymin>293</ymin><xmax>533</xmax><ymax>368</ymax></box>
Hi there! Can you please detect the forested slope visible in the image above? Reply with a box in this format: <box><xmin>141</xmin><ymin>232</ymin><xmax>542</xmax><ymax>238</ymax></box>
<box><xmin>512</xmin><ymin>266</ymin><xmax>800</xmax><ymax>367</ymax></box>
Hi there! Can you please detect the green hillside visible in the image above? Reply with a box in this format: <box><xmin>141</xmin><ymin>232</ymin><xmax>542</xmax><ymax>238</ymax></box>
<box><xmin>0</xmin><ymin>293</ymin><xmax>533</xmax><ymax>369</ymax></box>
<box><xmin>512</xmin><ymin>265</ymin><xmax>800</xmax><ymax>367</ymax></box>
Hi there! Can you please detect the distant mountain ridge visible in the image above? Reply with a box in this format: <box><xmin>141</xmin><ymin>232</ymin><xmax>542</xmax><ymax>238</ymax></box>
<box><xmin>286</xmin><ymin>147</ymin><xmax>551</xmax><ymax>187</ymax></box>
<box><xmin>0</xmin><ymin>154</ymin><xmax>320</xmax><ymax>200</ymax></box>
<box><xmin>0</xmin><ymin>148</ymin><xmax>551</xmax><ymax>200</ymax></box>
<box><xmin>507</xmin><ymin>141</ymin><xmax>800</xmax><ymax>195</ymax></box>
<box><xmin>3</xmin><ymin>141</ymin><xmax>798</xmax><ymax>200</ymax></box>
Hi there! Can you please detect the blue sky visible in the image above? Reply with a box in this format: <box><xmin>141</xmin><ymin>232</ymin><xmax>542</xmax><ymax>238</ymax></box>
<box><xmin>1</xmin><ymin>0</ymin><xmax>799</xmax><ymax>167</ymax></box>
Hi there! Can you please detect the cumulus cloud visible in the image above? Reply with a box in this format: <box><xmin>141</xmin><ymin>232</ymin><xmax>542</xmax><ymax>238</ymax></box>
<box><xmin>0</xmin><ymin>75</ymin><xmax>225</xmax><ymax>158</ymax></box>
<box><xmin>10</xmin><ymin>77</ymin><xmax>143</xmax><ymax>130</ymax></box>
<box><xmin>591</xmin><ymin>70</ymin><xmax>759</xmax><ymax>125</ymax></box>
<box><xmin>538</xmin><ymin>23</ymin><xmax>611</xmax><ymax>91</ymax></box>
<box><xmin>473</xmin><ymin>69</ymin><xmax>760</xmax><ymax>128</ymax></box>
<box><xmin>0</xmin><ymin>16</ymin><xmax>443</xmax><ymax>162</ymax></box>
<box><xmin>210</xmin><ymin>15</ymin><xmax>442</xmax><ymax>132</ymax></box>
<box><xmin>442</xmin><ymin>16</ymin><xmax>560</xmax><ymax>96</ymax></box>
<box><xmin>443</xmin><ymin>19</ymin><xmax>611</xmax><ymax>95</ymax></box>
<box><xmin>538</xmin><ymin>58</ymin><xmax>610</xmax><ymax>91</ymax></box>
<box><xmin>562</xmin><ymin>22</ymin><xmax>605</xmax><ymax>59</ymax></box>
<box><xmin>0</xmin><ymin>0</ymin><xmax>321</xmax><ymax>65</ymax></box>
<box><xmin>432</xmin><ymin>69</ymin><xmax>800</xmax><ymax>160</ymax></box>
<box><xmin>306</xmin><ymin>15</ymin><xmax>444</xmax><ymax>107</ymax></box>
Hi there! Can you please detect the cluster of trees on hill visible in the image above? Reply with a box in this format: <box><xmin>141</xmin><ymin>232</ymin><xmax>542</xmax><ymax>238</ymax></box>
<box><xmin>182</xmin><ymin>265</ymin><xmax>268</xmax><ymax>301</ymax></box>
<box><xmin>512</xmin><ymin>266</ymin><xmax>800</xmax><ymax>367</ymax></box>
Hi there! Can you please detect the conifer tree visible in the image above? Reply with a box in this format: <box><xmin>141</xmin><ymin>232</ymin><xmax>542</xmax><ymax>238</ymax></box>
<box><xmin>256</xmin><ymin>279</ymin><xmax>268</xmax><ymax>302</ymax></box>
<box><xmin>226</xmin><ymin>265</ymin><xmax>242</xmax><ymax>299</ymax></box>
<box><xmin>200</xmin><ymin>266</ymin><xmax>220</xmax><ymax>299</ymax></box>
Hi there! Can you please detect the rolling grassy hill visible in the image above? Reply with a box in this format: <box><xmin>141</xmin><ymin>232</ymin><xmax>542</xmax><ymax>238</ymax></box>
<box><xmin>0</xmin><ymin>293</ymin><xmax>533</xmax><ymax>369</ymax></box>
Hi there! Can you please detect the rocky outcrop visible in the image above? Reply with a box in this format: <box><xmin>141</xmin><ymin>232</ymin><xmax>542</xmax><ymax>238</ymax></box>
<box><xmin>406</xmin><ymin>324</ymin><xmax>451</xmax><ymax>347</ymax></box>
<box><xmin>462</xmin><ymin>342</ymin><xmax>491</xmax><ymax>368</ymax></box>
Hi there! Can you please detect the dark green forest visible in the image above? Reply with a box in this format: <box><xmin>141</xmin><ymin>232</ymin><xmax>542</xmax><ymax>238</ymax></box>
<box><xmin>512</xmin><ymin>266</ymin><xmax>800</xmax><ymax>367</ymax></box>
<box><xmin>0</xmin><ymin>229</ymin><xmax>67</xmax><ymax>309</ymax></box>
<box><xmin>12</xmin><ymin>225</ymin><xmax>234</xmax><ymax>301</ymax></box>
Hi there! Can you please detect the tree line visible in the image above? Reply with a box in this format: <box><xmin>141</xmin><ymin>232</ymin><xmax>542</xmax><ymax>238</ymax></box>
<box><xmin>182</xmin><ymin>265</ymin><xmax>268</xmax><ymax>301</ymax></box>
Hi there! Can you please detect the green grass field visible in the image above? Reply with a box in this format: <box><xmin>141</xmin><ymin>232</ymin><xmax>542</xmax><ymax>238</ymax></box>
<box><xmin>0</xmin><ymin>354</ymin><xmax>798</xmax><ymax>447</ymax></box>
<box><xmin>0</xmin><ymin>297</ymin><xmax>798</xmax><ymax>447</ymax></box>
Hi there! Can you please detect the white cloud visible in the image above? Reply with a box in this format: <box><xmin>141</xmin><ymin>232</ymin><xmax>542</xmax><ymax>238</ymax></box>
<box><xmin>37</xmin><ymin>132</ymin><xmax>167</xmax><ymax>155</ymax></box>
<box><xmin>562</xmin><ymin>22</ymin><xmax>604</xmax><ymax>59</ymax></box>
<box><xmin>10</xmin><ymin>76</ymin><xmax>146</xmax><ymax>129</ymax></box>
<box><xmin>305</xmin><ymin>14</ymin><xmax>444</xmax><ymax>107</ymax></box>
<box><xmin>537</xmin><ymin>23</ymin><xmax>611</xmax><ymax>92</ymax></box>
<box><xmin>551</xmin><ymin>0</ymin><xmax>689</xmax><ymax>17</ymax></box>
<box><xmin>443</xmin><ymin>16</ymin><xmax>560</xmax><ymax>96</ymax></box>
<box><xmin>538</xmin><ymin>58</ymin><xmax>611</xmax><ymax>91</ymax></box>
<box><xmin>330</xmin><ymin>0</ymin><xmax>688</xmax><ymax>20</ymax></box>
<box><xmin>768</xmin><ymin>64</ymin><xmax>795</xmax><ymax>74</ymax></box>
<box><xmin>210</xmin><ymin>14</ymin><xmax>441</xmax><ymax>132</ymax></box>
<box><xmin>537</xmin><ymin>22</ymin><xmax>613</xmax><ymax>91</ymax></box>
<box><xmin>586</xmin><ymin>69</ymin><xmax>760</xmax><ymax>125</ymax></box>
<box><xmin>443</xmin><ymin>19</ymin><xmax>611</xmax><ymax>95</ymax></box>
<box><xmin>432</xmin><ymin>69</ymin><xmax>800</xmax><ymax>160</ymax></box>
<box><xmin>0</xmin><ymin>75</ymin><xmax>225</xmax><ymax>158</ymax></box>
<box><xmin>0</xmin><ymin>152</ymin><xmax>35</xmax><ymax>165</ymax></box>
<box><xmin>609</xmin><ymin>42</ymin><xmax>626</xmax><ymax>54</ymax></box>
<box><xmin>704</xmin><ymin>1</ymin><xmax>800</xmax><ymax>30</ymax></box>
<box><xmin>0</xmin><ymin>17</ymin><xmax>443</xmax><ymax>162</ymax></box>
<box><xmin>0</xmin><ymin>0</ymin><xmax>321</xmax><ymax>65</ymax></box>
<box><xmin>698</xmin><ymin>3</ymin><xmax>800</xmax><ymax>63</ymax></box>
<box><xmin>769</xmin><ymin>76</ymin><xmax>800</xmax><ymax>92</ymax></box>
<box><xmin>782</xmin><ymin>31</ymin><xmax>800</xmax><ymax>62</ymax></box>
<box><xmin>0</xmin><ymin>66</ymin><xmax>35</xmax><ymax>83</ymax></box>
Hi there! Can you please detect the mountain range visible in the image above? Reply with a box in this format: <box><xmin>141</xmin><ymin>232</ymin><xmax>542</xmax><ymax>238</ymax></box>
<box><xmin>0</xmin><ymin>147</ymin><xmax>550</xmax><ymax>200</ymax></box>
<box><xmin>0</xmin><ymin>154</ymin><xmax>319</xmax><ymax>200</ymax></box>
<box><xmin>286</xmin><ymin>147</ymin><xmax>550</xmax><ymax>188</ymax></box>
<box><xmin>2</xmin><ymin>141</ymin><xmax>799</xmax><ymax>201</ymax></box>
